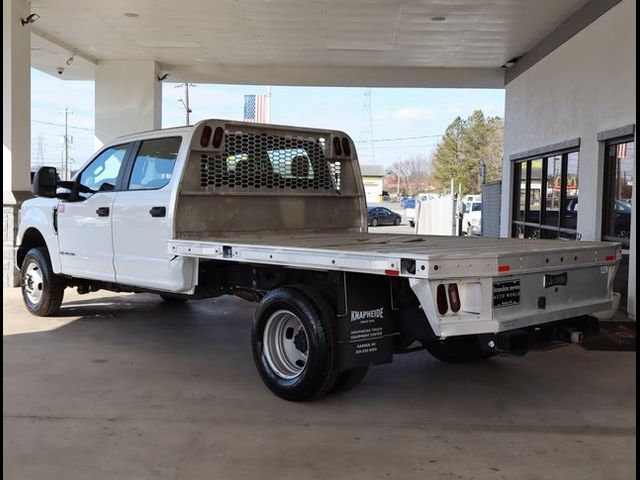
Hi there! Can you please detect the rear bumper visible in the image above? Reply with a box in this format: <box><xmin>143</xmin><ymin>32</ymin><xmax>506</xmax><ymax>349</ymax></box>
<box><xmin>409</xmin><ymin>261</ymin><xmax>617</xmax><ymax>339</ymax></box>
<box><xmin>478</xmin><ymin>315</ymin><xmax>600</xmax><ymax>356</ymax></box>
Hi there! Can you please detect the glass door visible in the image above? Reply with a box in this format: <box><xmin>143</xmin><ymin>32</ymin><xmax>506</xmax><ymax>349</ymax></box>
<box><xmin>602</xmin><ymin>138</ymin><xmax>634</xmax><ymax>311</ymax></box>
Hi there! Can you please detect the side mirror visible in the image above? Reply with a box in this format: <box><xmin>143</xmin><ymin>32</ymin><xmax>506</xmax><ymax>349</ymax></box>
<box><xmin>32</xmin><ymin>166</ymin><xmax>58</xmax><ymax>198</ymax></box>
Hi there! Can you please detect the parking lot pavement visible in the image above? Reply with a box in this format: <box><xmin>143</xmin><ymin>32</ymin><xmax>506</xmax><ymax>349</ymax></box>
<box><xmin>3</xmin><ymin>288</ymin><xmax>636</xmax><ymax>480</ymax></box>
<box><xmin>370</xmin><ymin>223</ymin><xmax>416</xmax><ymax>234</ymax></box>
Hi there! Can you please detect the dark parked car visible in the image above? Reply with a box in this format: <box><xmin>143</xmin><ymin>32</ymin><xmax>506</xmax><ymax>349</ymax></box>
<box><xmin>367</xmin><ymin>206</ymin><xmax>402</xmax><ymax>227</ymax></box>
<box><xmin>566</xmin><ymin>197</ymin><xmax>631</xmax><ymax>241</ymax></box>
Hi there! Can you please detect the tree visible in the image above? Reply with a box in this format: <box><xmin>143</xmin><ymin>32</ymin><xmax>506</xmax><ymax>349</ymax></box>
<box><xmin>432</xmin><ymin>110</ymin><xmax>503</xmax><ymax>194</ymax></box>
<box><xmin>388</xmin><ymin>155</ymin><xmax>433</xmax><ymax>196</ymax></box>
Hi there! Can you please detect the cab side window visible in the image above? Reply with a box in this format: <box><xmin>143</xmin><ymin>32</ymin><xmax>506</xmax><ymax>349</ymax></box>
<box><xmin>128</xmin><ymin>137</ymin><xmax>182</xmax><ymax>190</ymax></box>
<box><xmin>77</xmin><ymin>144</ymin><xmax>129</xmax><ymax>200</ymax></box>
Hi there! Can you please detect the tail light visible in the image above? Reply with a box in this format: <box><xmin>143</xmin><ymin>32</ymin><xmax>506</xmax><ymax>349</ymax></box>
<box><xmin>437</xmin><ymin>284</ymin><xmax>448</xmax><ymax>315</ymax></box>
<box><xmin>448</xmin><ymin>284</ymin><xmax>461</xmax><ymax>313</ymax></box>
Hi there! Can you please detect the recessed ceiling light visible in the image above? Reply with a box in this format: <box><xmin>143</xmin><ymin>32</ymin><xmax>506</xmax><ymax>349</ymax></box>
<box><xmin>124</xmin><ymin>12</ymin><xmax>140</xmax><ymax>18</ymax></box>
<box><xmin>431</xmin><ymin>16</ymin><xmax>446</xmax><ymax>22</ymax></box>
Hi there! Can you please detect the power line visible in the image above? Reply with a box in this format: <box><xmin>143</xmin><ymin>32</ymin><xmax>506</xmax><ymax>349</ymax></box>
<box><xmin>31</xmin><ymin>119</ymin><xmax>93</xmax><ymax>131</ymax></box>
<box><xmin>367</xmin><ymin>143</ymin><xmax>439</xmax><ymax>150</ymax></box>
<box><xmin>354</xmin><ymin>133</ymin><xmax>443</xmax><ymax>143</ymax></box>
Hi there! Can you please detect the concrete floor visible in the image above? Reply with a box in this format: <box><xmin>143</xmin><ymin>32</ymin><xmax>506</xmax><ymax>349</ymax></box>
<box><xmin>3</xmin><ymin>288</ymin><xmax>636</xmax><ymax>480</ymax></box>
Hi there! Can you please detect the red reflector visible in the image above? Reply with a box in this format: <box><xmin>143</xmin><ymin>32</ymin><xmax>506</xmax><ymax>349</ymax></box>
<box><xmin>384</xmin><ymin>269</ymin><xmax>400</xmax><ymax>276</ymax></box>
<box><xmin>605</xmin><ymin>255</ymin><xmax>615</xmax><ymax>261</ymax></box>
<box><xmin>437</xmin><ymin>284</ymin><xmax>448</xmax><ymax>315</ymax></box>
<box><xmin>498</xmin><ymin>265</ymin><xmax>511</xmax><ymax>272</ymax></box>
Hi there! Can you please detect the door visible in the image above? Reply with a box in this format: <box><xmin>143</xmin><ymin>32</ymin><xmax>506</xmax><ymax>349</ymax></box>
<box><xmin>602</xmin><ymin>138</ymin><xmax>634</xmax><ymax>311</ymax></box>
<box><xmin>112</xmin><ymin>136</ymin><xmax>186</xmax><ymax>290</ymax></box>
<box><xmin>57</xmin><ymin>144</ymin><xmax>130</xmax><ymax>281</ymax></box>
<box><xmin>381</xmin><ymin>208</ymin><xmax>393</xmax><ymax>225</ymax></box>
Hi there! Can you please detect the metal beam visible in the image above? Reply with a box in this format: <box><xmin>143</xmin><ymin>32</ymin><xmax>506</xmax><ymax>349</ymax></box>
<box><xmin>505</xmin><ymin>0</ymin><xmax>623</xmax><ymax>84</ymax></box>
<box><xmin>161</xmin><ymin>65</ymin><xmax>505</xmax><ymax>89</ymax></box>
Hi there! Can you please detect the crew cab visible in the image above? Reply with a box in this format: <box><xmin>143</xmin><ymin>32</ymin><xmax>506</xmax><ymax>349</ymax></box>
<box><xmin>17</xmin><ymin>119</ymin><xmax>620</xmax><ymax>401</ymax></box>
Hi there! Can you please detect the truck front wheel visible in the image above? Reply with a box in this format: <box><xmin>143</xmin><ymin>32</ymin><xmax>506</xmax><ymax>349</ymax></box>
<box><xmin>423</xmin><ymin>336</ymin><xmax>496</xmax><ymax>363</ymax></box>
<box><xmin>252</xmin><ymin>287</ymin><xmax>338</xmax><ymax>401</ymax></box>
<box><xmin>20</xmin><ymin>247</ymin><xmax>65</xmax><ymax>317</ymax></box>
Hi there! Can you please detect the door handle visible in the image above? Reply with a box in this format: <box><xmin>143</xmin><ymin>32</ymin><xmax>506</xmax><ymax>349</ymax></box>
<box><xmin>95</xmin><ymin>207</ymin><xmax>110</xmax><ymax>217</ymax></box>
<box><xmin>149</xmin><ymin>206</ymin><xmax>166</xmax><ymax>217</ymax></box>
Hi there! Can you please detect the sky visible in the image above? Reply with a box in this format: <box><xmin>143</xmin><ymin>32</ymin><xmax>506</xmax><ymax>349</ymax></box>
<box><xmin>30</xmin><ymin>68</ymin><xmax>504</xmax><ymax>172</ymax></box>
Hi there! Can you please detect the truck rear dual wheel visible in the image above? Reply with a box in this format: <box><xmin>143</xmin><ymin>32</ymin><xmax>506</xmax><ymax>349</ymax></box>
<box><xmin>422</xmin><ymin>335</ymin><xmax>497</xmax><ymax>363</ymax></box>
<box><xmin>20</xmin><ymin>247</ymin><xmax>65</xmax><ymax>317</ymax></box>
<box><xmin>252</xmin><ymin>286</ymin><xmax>367</xmax><ymax>401</ymax></box>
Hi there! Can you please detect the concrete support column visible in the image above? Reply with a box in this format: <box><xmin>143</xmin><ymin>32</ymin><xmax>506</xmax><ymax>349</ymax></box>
<box><xmin>95</xmin><ymin>60</ymin><xmax>162</xmax><ymax>146</ymax></box>
<box><xmin>3</xmin><ymin>0</ymin><xmax>32</xmax><ymax>287</ymax></box>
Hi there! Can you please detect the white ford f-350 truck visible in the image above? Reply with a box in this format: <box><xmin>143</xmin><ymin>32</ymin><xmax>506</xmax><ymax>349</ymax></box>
<box><xmin>18</xmin><ymin>119</ymin><xmax>620</xmax><ymax>401</ymax></box>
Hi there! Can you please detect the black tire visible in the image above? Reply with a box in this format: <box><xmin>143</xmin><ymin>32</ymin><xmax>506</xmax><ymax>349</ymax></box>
<box><xmin>423</xmin><ymin>335</ymin><xmax>496</xmax><ymax>363</ymax></box>
<box><xmin>20</xmin><ymin>247</ymin><xmax>65</xmax><ymax>317</ymax></box>
<box><xmin>329</xmin><ymin>368</ymin><xmax>368</xmax><ymax>394</ymax></box>
<box><xmin>371</xmin><ymin>218</ymin><xmax>379</xmax><ymax>227</ymax></box>
<box><xmin>159</xmin><ymin>294</ymin><xmax>188</xmax><ymax>303</ymax></box>
<box><xmin>252</xmin><ymin>286</ymin><xmax>339</xmax><ymax>401</ymax></box>
<box><xmin>394</xmin><ymin>216</ymin><xmax>401</xmax><ymax>226</ymax></box>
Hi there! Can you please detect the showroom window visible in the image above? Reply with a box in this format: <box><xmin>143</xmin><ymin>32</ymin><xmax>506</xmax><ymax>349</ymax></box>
<box><xmin>512</xmin><ymin>150</ymin><xmax>580</xmax><ymax>239</ymax></box>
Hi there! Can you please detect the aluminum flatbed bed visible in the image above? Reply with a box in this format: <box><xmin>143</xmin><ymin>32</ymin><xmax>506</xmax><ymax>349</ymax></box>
<box><xmin>169</xmin><ymin>233</ymin><xmax>619</xmax><ymax>280</ymax></box>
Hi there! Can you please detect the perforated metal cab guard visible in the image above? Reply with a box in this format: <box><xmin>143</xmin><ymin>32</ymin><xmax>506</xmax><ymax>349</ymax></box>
<box><xmin>199</xmin><ymin>131</ymin><xmax>342</xmax><ymax>193</ymax></box>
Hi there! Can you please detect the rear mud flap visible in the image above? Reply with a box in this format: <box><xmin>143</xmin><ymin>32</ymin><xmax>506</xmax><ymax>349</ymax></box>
<box><xmin>336</xmin><ymin>273</ymin><xmax>396</xmax><ymax>371</ymax></box>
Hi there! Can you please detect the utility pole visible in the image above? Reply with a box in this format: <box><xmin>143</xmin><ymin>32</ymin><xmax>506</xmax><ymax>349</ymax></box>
<box><xmin>361</xmin><ymin>88</ymin><xmax>376</xmax><ymax>165</ymax></box>
<box><xmin>35</xmin><ymin>133</ymin><xmax>45</xmax><ymax>170</ymax></box>
<box><xmin>63</xmin><ymin>107</ymin><xmax>70</xmax><ymax>180</ymax></box>
<box><xmin>184</xmin><ymin>83</ymin><xmax>190</xmax><ymax>126</ymax></box>
<box><xmin>177</xmin><ymin>83</ymin><xmax>195</xmax><ymax>126</ymax></box>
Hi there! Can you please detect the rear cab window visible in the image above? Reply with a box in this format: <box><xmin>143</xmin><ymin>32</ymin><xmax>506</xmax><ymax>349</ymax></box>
<box><xmin>128</xmin><ymin>137</ymin><xmax>182</xmax><ymax>190</ymax></box>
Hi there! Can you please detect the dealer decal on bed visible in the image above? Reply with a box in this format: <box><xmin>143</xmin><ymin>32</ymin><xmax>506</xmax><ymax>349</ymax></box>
<box><xmin>351</xmin><ymin>308</ymin><xmax>384</xmax><ymax>322</ymax></box>
<box><xmin>493</xmin><ymin>279</ymin><xmax>520</xmax><ymax>308</ymax></box>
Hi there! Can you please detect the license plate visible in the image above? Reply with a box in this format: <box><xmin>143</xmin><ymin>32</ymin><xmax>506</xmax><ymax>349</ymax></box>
<box><xmin>544</xmin><ymin>272</ymin><xmax>568</xmax><ymax>288</ymax></box>
<box><xmin>493</xmin><ymin>280</ymin><xmax>520</xmax><ymax>308</ymax></box>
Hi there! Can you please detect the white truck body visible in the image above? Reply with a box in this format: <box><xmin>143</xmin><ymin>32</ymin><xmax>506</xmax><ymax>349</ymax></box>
<box><xmin>16</xmin><ymin>119</ymin><xmax>620</xmax><ymax>399</ymax></box>
<box><xmin>462</xmin><ymin>200</ymin><xmax>482</xmax><ymax>236</ymax></box>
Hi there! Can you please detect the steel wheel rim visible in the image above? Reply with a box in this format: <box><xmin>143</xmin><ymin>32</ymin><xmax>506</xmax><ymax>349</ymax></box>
<box><xmin>263</xmin><ymin>310</ymin><xmax>309</xmax><ymax>380</ymax></box>
<box><xmin>23</xmin><ymin>260</ymin><xmax>44</xmax><ymax>305</ymax></box>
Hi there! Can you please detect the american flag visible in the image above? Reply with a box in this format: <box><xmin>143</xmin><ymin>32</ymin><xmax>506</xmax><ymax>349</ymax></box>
<box><xmin>616</xmin><ymin>142</ymin><xmax>628</xmax><ymax>159</ymax></box>
<box><xmin>244</xmin><ymin>94</ymin><xmax>270</xmax><ymax>123</ymax></box>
